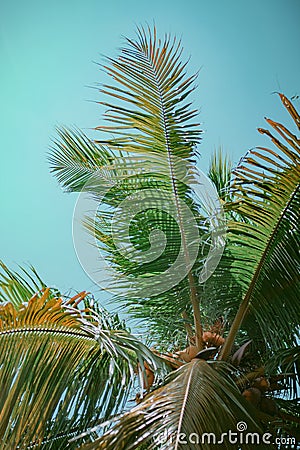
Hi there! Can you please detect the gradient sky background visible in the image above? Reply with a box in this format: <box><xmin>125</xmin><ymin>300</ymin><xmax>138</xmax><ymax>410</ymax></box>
<box><xmin>0</xmin><ymin>0</ymin><xmax>299</xmax><ymax>303</ymax></box>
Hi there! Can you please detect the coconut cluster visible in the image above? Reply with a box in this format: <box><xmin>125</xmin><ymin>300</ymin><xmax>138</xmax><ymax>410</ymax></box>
<box><xmin>242</xmin><ymin>377</ymin><xmax>278</xmax><ymax>416</ymax></box>
<box><xmin>175</xmin><ymin>331</ymin><xmax>225</xmax><ymax>363</ymax></box>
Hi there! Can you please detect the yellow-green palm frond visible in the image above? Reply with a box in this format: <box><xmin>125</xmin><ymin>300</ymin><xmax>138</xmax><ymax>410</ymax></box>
<box><xmin>0</xmin><ymin>260</ymin><xmax>49</xmax><ymax>308</ymax></box>
<box><xmin>0</xmin><ymin>269</ymin><xmax>165</xmax><ymax>449</ymax></box>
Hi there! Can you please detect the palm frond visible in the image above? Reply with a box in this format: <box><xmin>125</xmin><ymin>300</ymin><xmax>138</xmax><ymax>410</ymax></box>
<box><xmin>207</xmin><ymin>147</ymin><xmax>232</xmax><ymax>201</ymax></box>
<box><xmin>212</xmin><ymin>94</ymin><xmax>300</xmax><ymax>359</ymax></box>
<box><xmin>78</xmin><ymin>360</ymin><xmax>261</xmax><ymax>450</ymax></box>
<box><xmin>268</xmin><ymin>398</ymin><xmax>300</xmax><ymax>447</ymax></box>
<box><xmin>50</xmin><ymin>26</ymin><xmax>207</xmax><ymax>348</ymax></box>
<box><xmin>266</xmin><ymin>346</ymin><xmax>300</xmax><ymax>399</ymax></box>
<box><xmin>49</xmin><ymin>127</ymin><xmax>115</xmax><ymax>192</ymax></box>
<box><xmin>0</xmin><ymin>260</ymin><xmax>49</xmax><ymax>308</ymax></box>
<box><xmin>95</xmin><ymin>26</ymin><xmax>201</xmax><ymax>157</ymax></box>
<box><xmin>85</xmin><ymin>192</ymin><xmax>210</xmax><ymax>351</ymax></box>
<box><xmin>0</xmin><ymin>282</ymin><xmax>164</xmax><ymax>449</ymax></box>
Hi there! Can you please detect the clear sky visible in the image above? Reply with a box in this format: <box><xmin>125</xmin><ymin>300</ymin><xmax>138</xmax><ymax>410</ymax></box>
<box><xmin>0</xmin><ymin>0</ymin><xmax>299</xmax><ymax>300</ymax></box>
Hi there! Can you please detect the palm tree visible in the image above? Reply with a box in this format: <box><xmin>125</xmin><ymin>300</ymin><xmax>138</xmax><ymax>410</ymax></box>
<box><xmin>1</xmin><ymin>26</ymin><xmax>299</xmax><ymax>449</ymax></box>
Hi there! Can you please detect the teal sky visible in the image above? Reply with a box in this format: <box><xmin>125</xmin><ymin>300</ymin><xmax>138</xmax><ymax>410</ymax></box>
<box><xmin>0</xmin><ymin>0</ymin><xmax>299</xmax><ymax>299</ymax></box>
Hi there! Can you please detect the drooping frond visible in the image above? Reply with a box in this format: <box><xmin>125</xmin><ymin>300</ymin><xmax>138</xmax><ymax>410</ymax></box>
<box><xmin>49</xmin><ymin>127</ymin><xmax>115</xmax><ymax>192</ymax></box>
<box><xmin>212</xmin><ymin>94</ymin><xmax>300</xmax><ymax>360</ymax></box>
<box><xmin>0</xmin><ymin>281</ymin><xmax>164</xmax><ymax>449</ymax></box>
<box><xmin>78</xmin><ymin>360</ymin><xmax>260</xmax><ymax>450</ymax></box>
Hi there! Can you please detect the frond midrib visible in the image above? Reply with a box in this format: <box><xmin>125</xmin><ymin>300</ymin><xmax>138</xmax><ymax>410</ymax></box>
<box><xmin>139</xmin><ymin>45</ymin><xmax>203</xmax><ymax>347</ymax></box>
<box><xmin>174</xmin><ymin>360</ymin><xmax>195</xmax><ymax>449</ymax></box>
<box><xmin>0</xmin><ymin>326</ymin><xmax>93</xmax><ymax>340</ymax></box>
<box><xmin>220</xmin><ymin>177</ymin><xmax>300</xmax><ymax>360</ymax></box>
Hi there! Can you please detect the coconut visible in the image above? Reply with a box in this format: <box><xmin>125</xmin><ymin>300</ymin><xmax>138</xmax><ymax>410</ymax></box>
<box><xmin>202</xmin><ymin>331</ymin><xmax>225</xmax><ymax>346</ymax></box>
<box><xmin>242</xmin><ymin>387</ymin><xmax>261</xmax><ymax>407</ymax></box>
<box><xmin>252</xmin><ymin>377</ymin><xmax>270</xmax><ymax>393</ymax></box>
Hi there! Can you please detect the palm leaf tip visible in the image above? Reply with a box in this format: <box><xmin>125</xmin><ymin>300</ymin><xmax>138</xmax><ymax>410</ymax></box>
<box><xmin>95</xmin><ymin>25</ymin><xmax>202</xmax><ymax>160</ymax></box>
<box><xmin>208</xmin><ymin>147</ymin><xmax>232</xmax><ymax>201</ymax></box>
<box><xmin>0</xmin><ymin>260</ymin><xmax>50</xmax><ymax>308</ymax></box>
<box><xmin>218</xmin><ymin>93</ymin><xmax>300</xmax><ymax>360</ymax></box>
<box><xmin>49</xmin><ymin>127</ymin><xmax>115</xmax><ymax>193</ymax></box>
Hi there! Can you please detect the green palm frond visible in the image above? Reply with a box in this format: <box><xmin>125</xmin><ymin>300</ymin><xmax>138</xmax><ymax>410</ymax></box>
<box><xmin>208</xmin><ymin>147</ymin><xmax>232</xmax><ymax>201</ymax></box>
<box><xmin>49</xmin><ymin>127</ymin><xmax>115</xmax><ymax>192</ymax></box>
<box><xmin>85</xmin><ymin>197</ymin><xmax>209</xmax><ymax>351</ymax></box>
<box><xmin>119</xmin><ymin>286</ymin><xmax>196</xmax><ymax>353</ymax></box>
<box><xmin>275</xmin><ymin>398</ymin><xmax>300</xmax><ymax>436</ymax></box>
<box><xmin>50</xmin><ymin>132</ymin><xmax>206</xmax><ymax>351</ymax></box>
<box><xmin>0</xmin><ymin>281</ymin><xmax>164</xmax><ymax>449</ymax></box>
<box><xmin>78</xmin><ymin>360</ymin><xmax>260</xmax><ymax>450</ymax></box>
<box><xmin>0</xmin><ymin>260</ymin><xmax>49</xmax><ymax>307</ymax></box>
<box><xmin>49</xmin><ymin>26</ymin><xmax>207</xmax><ymax>348</ymax></box>
<box><xmin>266</xmin><ymin>346</ymin><xmax>300</xmax><ymax>399</ymax></box>
<box><xmin>212</xmin><ymin>94</ymin><xmax>300</xmax><ymax>360</ymax></box>
<box><xmin>95</xmin><ymin>26</ymin><xmax>201</xmax><ymax>157</ymax></box>
<box><xmin>267</xmin><ymin>346</ymin><xmax>300</xmax><ymax>377</ymax></box>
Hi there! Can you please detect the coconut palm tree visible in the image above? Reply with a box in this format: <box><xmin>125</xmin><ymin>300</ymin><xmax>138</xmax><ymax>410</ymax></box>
<box><xmin>1</xmin><ymin>26</ymin><xmax>299</xmax><ymax>449</ymax></box>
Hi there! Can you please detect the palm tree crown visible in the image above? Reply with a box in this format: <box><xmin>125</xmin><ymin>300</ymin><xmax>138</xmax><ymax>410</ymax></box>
<box><xmin>1</xmin><ymin>26</ymin><xmax>299</xmax><ymax>449</ymax></box>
